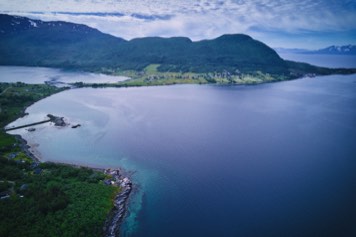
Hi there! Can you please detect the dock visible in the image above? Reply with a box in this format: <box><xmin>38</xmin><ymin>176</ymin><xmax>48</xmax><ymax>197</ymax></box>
<box><xmin>4</xmin><ymin>114</ymin><xmax>67</xmax><ymax>132</ymax></box>
<box><xmin>5</xmin><ymin>119</ymin><xmax>51</xmax><ymax>131</ymax></box>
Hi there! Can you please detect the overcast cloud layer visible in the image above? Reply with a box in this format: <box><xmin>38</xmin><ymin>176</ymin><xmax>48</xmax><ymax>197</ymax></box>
<box><xmin>1</xmin><ymin>0</ymin><xmax>355</xmax><ymax>49</ymax></box>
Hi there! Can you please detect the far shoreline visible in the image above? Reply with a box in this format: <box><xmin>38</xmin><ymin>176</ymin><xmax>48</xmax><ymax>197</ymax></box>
<box><xmin>2</xmin><ymin>62</ymin><xmax>356</xmax><ymax>89</ymax></box>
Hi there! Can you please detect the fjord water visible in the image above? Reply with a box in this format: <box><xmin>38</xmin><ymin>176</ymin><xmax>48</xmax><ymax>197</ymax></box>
<box><xmin>279</xmin><ymin>53</ymin><xmax>356</xmax><ymax>68</ymax></box>
<box><xmin>0</xmin><ymin>66</ymin><xmax>128</xmax><ymax>85</ymax></box>
<box><xmin>7</xmin><ymin>56</ymin><xmax>356</xmax><ymax>237</ymax></box>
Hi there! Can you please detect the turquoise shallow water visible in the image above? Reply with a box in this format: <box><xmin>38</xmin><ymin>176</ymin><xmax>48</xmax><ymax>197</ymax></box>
<box><xmin>6</xmin><ymin>54</ymin><xmax>356</xmax><ymax>237</ymax></box>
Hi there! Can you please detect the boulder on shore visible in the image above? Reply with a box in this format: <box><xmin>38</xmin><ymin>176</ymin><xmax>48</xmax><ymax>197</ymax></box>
<box><xmin>71</xmin><ymin>124</ymin><xmax>81</xmax><ymax>128</ymax></box>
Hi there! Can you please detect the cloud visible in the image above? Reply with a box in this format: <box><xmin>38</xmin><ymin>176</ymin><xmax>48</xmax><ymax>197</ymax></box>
<box><xmin>130</xmin><ymin>13</ymin><xmax>173</xmax><ymax>21</ymax></box>
<box><xmin>0</xmin><ymin>0</ymin><xmax>355</xmax><ymax>48</ymax></box>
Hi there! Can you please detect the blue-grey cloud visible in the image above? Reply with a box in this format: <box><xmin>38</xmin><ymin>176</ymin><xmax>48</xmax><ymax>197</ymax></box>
<box><xmin>25</xmin><ymin>11</ymin><xmax>125</xmax><ymax>17</ymax></box>
<box><xmin>26</xmin><ymin>11</ymin><xmax>173</xmax><ymax>20</ymax></box>
<box><xmin>130</xmin><ymin>14</ymin><xmax>173</xmax><ymax>21</ymax></box>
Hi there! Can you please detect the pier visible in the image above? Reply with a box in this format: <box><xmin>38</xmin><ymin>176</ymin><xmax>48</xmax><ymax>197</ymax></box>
<box><xmin>5</xmin><ymin>119</ymin><xmax>51</xmax><ymax>131</ymax></box>
<box><xmin>4</xmin><ymin>114</ymin><xmax>66</xmax><ymax>132</ymax></box>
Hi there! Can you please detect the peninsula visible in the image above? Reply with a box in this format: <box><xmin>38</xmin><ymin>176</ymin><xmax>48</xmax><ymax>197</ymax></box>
<box><xmin>0</xmin><ymin>83</ymin><xmax>131</xmax><ymax>237</ymax></box>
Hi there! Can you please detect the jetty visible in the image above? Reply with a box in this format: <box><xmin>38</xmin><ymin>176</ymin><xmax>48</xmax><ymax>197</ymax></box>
<box><xmin>5</xmin><ymin>119</ymin><xmax>51</xmax><ymax>131</ymax></box>
<box><xmin>5</xmin><ymin>114</ymin><xmax>67</xmax><ymax>131</ymax></box>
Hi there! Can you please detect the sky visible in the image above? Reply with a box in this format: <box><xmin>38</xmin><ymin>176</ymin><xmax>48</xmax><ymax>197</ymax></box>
<box><xmin>0</xmin><ymin>0</ymin><xmax>355</xmax><ymax>49</ymax></box>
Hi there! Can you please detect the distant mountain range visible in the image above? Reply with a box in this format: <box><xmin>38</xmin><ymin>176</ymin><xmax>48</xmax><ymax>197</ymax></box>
<box><xmin>0</xmin><ymin>14</ymin><xmax>355</xmax><ymax>80</ymax></box>
<box><xmin>275</xmin><ymin>45</ymin><xmax>356</xmax><ymax>55</ymax></box>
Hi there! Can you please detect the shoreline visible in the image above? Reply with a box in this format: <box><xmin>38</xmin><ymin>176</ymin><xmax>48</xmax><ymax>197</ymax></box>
<box><xmin>7</xmin><ymin>121</ymin><xmax>133</xmax><ymax>237</ymax></box>
<box><xmin>0</xmin><ymin>73</ymin><xmax>336</xmax><ymax>235</ymax></box>
<box><xmin>4</xmin><ymin>71</ymin><xmax>355</xmax><ymax>236</ymax></box>
<box><xmin>2</xmin><ymin>64</ymin><xmax>356</xmax><ymax>91</ymax></box>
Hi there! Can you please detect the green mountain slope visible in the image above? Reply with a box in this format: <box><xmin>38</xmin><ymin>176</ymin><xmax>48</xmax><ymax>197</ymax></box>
<box><xmin>0</xmin><ymin>14</ymin><xmax>124</xmax><ymax>69</ymax></box>
<box><xmin>0</xmin><ymin>14</ymin><xmax>355</xmax><ymax>79</ymax></box>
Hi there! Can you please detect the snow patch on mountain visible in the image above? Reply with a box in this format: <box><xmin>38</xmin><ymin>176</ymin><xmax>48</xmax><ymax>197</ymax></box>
<box><xmin>275</xmin><ymin>45</ymin><xmax>356</xmax><ymax>55</ymax></box>
<box><xmin>320</xmin><ymin>45</ymin><xmax>356</xmax><ymax>54</ymax></box>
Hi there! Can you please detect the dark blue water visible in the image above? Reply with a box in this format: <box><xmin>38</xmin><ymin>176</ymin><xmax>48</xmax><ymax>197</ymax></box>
<box><xmin>118</xmin><ymin>78</ymin><xmax>356</xmax><ymax>237</ymax></box>
<box><xmin>7</xmin><ymin>55</ymin><xmax>356</xmax><ymax>237</ymax></box>
<box><xmin>278</xmin><ymin>53</ymin><xmax>356</xmax><ymax>68</ymax></box>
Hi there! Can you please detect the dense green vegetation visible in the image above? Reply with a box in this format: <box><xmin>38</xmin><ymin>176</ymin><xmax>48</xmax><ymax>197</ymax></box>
<box><xmin>3</xmin><ymin>13</ymin><xmax>354</xmax><ymax>82</ymax></box>
<box><xmin>91</xmin><ymin>64</ymin><xmax>288</xmax><ymax>87</ymax></box>
<box><xmin>0</xmin><ymin>14</ymin><xmax>285</xmax><ymax>74</ymax></box>
<box><xmin>0</xmin><ymin>158</ymin><xmax>118</xmax><ymax>237</ymax></box>
<box><xmin>286</xmin><ymin>60</ymin><xmax>356</xmax><ymax>76</ymax></box>
<box><xmin>0</xmin><ymin>82</ymin><xmax>119</xmax><ymax>237</ymax></box>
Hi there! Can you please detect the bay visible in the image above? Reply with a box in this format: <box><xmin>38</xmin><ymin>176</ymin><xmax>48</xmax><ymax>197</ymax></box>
<box><xmin>6</xmin><ymin>55</ymin><xmax>356</xmax><ymax>237</ymax></box>
<box><xmin>0</xmin><ymin>66</ymin><xmax>128</xmax><ymax>85</ymax></box>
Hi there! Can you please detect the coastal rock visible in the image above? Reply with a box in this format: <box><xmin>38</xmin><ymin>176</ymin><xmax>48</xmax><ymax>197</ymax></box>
<box><xmin>103</xmin><ymin>168</ymin><xmax>132</xmax><ymax>237</ymax></box>
<box><xmin>47</xmin><ymin>114</ymin><xmax>67</xmax><ymax>126</ymax></box>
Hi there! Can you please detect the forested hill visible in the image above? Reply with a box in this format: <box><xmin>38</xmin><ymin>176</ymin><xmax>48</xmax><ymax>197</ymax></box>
<box><xmin>0</xmin><ymin>14</ymin><xmax>355</xmax><ymax>78</ymax></box>
<box><xmin>0</xmin><ymin>14</ymin><xmax>285</xmax><ymax>74</ymax></box>
<box><xmin>0</xmin><ymin>14</ymin><xmax>124</xmax><ymax>69</ymax></box>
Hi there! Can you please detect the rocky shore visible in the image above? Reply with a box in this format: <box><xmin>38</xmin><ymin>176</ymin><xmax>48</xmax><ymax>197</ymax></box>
<box><xmin>4</xmin><ymin>95</ymin><xmax>131</xmax><ymax>236</ymax></box>
<box><xmin>14</xmin><ymin>135</ymin><xmax>40</xmax><ymax>163</ymax></box>
<box><xmin>103</xmin><ymin>169</ymin><xmax>132</xmax><ymax>237</ymax></box>
<box><xmin>13</xmin><ymin>135</ymin><xmax>132</xmax><ymax>237</ymax></box>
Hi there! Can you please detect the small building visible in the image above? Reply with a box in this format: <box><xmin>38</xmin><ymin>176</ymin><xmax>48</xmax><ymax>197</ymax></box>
<box><xmin>30</xmin><ymin>162</ymin><xmax>39</xmax><ymax>169</ymax></box>
<box><xmin>33</xmin><ymin>168</ymin><xmax>42</xmax><ymax>175</ymax></box>
<box><xmin>20</xmin><ymin>184</ymin><xmax>29</xmax><ymax>191</ymax></box>
<box><xmin>7</xmin><ymin>153</ymin><xmax>17</xmax><ymax>159</ymax></box>
<box><xmin>0</xmin><ymin>191</ymin><xmax>11</xmax><ymax>200</ymax></box>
